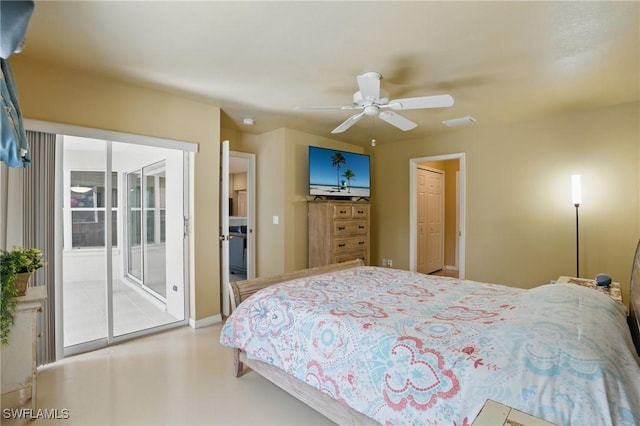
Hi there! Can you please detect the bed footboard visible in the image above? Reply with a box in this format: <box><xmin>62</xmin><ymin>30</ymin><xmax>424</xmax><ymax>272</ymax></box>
<box><xmin>226</xmin><ymin>259</ymin><xmax>375</xmax><ymax>423</ymax></box>
<box><xmin>227</xmin><ymin>259</ymin><xmax>364</xmax><ymax>311</ymax></box>
<box><xmin>237</xmin><ymin>348</ymin><xmax>378</xmax><ymax>425</ymax></box>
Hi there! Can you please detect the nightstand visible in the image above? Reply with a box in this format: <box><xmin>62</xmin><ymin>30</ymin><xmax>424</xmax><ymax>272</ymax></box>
<box><xmin>556</xmin><ymin>276</ymin><xmax>623</xmax><ymax>304</ymax></box>
<box><xmin>472</xmin><ymin>399</ymin><xmax>556</xmax><ymax>426</ymax></box>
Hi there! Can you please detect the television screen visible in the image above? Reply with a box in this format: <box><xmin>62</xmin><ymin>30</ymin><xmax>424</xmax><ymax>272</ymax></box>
<box><xmin>308</xmin><ymin>146</ymin><xmax>370</xmax><ymax>198</ymax></box>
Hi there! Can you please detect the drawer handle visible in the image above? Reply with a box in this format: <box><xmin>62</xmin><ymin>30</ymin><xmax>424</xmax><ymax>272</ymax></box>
<box><xmin>358</xmin><ymin>241</ymin><xmax>365</xmax><ymax>245</ymax></box>
<box><xmin>340</xmin><ymin>210</ymin><xmax>347</xmax><ymax>214</ymax></box>
<box><xmin>338</xmin><ymin>243</ymin><xmax>346</xmax><ymax>248</ymax></box>
<box><xmin>358</xmin><ymin>225</ymin><xmax>365</xmax><ymax>229</ymax></box>
<box><xmin>338</xmin><ymin>226</ymin><xmax>345</xmax><ymax>230</ymax></box>
<box><xmin>357</xmin><ymin>210</ymin><xmax>364</xmax><ymax>214</ymax></box>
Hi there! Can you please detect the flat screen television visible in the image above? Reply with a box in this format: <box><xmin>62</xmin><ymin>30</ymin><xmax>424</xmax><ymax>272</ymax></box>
<box><xmin>308</xmin><ymin>145</ymin><xmax>370</xmax><ymax>198</ymax></box>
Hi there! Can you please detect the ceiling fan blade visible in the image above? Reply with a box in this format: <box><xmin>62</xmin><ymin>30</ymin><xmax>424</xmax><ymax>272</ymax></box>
<box><xmin>388</xmin><ymin>94</ymin><xmax>454</xmax><ymax>110</ymax></box>
<box><xmin>378</xmin><ymin>111</ymin><xmax>417</xmax><ymax>131</ymax></box>
<box><xmin>294</xmin><ymin>105</ymin><xmax>360</xmax><ymax>111</ymax></box>
<box><xmin>356</xmin><ymin>72</ymin><xmax>381</xmax><ymax>101</ymax></box>
<box><xmin>331</xmin><ymin>112</ymin><xmax>365</xmax><ymax>134</ymax></box>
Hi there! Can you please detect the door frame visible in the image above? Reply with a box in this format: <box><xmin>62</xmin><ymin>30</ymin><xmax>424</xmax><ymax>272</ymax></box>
<box><xmin>409</xmin><ymin>153</ymin><xmax>466</xmax><ymax>278</ymax></box>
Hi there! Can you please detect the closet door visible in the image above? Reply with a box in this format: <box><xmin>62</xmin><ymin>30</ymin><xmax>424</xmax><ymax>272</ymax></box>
<box><xmin>417</xmin><ymin>167</ymin><xmax>444</xmax><ymax>274</ymax></box>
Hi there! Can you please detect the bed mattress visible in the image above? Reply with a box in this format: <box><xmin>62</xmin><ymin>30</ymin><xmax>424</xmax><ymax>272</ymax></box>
<box><xmin>221</xmin><ymin>266</ymin><xmax>640</xmax><ymax>425</ymax></box>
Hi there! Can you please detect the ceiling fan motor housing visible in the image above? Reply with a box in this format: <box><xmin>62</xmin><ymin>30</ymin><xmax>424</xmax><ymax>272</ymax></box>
<box><xmin>364</xmin><ymin>105</ymin><xmax>379</xmax><ymax>116</ymax></box>
<box><xmin>353</xmin><ymin>90</ymin><xmax>389</xmax><ymax>107</ymax></box>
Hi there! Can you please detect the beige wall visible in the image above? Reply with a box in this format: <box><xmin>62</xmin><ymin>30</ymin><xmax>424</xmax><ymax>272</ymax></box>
<box><xmin>10</xmin><ymin>54</ymin><xmax>638</xmax><ymax>318</ymax></box>
<box><xmin>372</xmin><ymin>102</ymin><xmax>639</xmax><ymax>307</ymax></box>
<box><xmin>443</xmin><ymin>160</ymin><xmax>460</xmax><ymax>267</ymax></box>
<box><xmin>230</xmin><ymin>127</ymin><xmax>363</xmax><ymax>276</ymax></box>
<box><xmin>10</xmin><ymin>56</ymin><xmax>222</xmax><ymax>320</ymax></box>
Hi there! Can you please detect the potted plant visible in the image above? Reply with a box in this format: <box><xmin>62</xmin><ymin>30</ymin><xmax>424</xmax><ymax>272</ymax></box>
<box><xmin>0</xmin><ymin>247</ymin><xmax>45</xmax><ymax>344</ymax></box>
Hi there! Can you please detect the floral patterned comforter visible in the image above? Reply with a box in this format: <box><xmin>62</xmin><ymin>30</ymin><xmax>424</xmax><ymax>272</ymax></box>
<box><xmin>220</xmin><ymin>266</ymin><xmax>640</xmax><ymax>425</ymax></box>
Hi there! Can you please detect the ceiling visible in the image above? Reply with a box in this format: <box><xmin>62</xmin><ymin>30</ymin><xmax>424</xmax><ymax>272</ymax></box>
<box><xmin>19</xmin><ymin>1</ymin><xmax>640</xmax><ymax>147</ymax></box>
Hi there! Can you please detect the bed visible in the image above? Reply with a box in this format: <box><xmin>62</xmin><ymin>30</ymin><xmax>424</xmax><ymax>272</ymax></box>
<box><xmin>220</xmin><ymin>248</ymin><xmax>640</xmax><ymax>425</ymax></box>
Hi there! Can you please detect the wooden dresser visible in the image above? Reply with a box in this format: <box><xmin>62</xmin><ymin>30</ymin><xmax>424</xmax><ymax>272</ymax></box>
<box><xmin>308</xmin><ymin>201</ymin><xmax>370</xmax><ymax>267</ymax></box>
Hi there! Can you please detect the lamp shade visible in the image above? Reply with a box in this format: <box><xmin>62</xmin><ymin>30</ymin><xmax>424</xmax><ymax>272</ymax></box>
<box><xmin>571</xmin><ymin>174</ymin><xmax>581</xmax><ymax>205</ymax></box>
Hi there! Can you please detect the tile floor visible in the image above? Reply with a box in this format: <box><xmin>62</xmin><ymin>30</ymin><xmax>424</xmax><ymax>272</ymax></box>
<box><xmin>63</xmin><ymin>279</ymin><xmax>180</xmax><ymax>347</ymax></box>
<box><xmin>228</xmin><ymin>271</ymin><xmax>247</xmax><ymax>282</ymax></box>
<box><xmin>1</xmin><ymin>324</ymin><xmax>333</xmax><ymax>426</ymax></box>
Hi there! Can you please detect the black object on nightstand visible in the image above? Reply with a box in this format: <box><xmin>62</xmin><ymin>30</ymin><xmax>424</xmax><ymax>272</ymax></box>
<box><xmin>595</xmin><ymin>273</ymin><xmax>612</xmax><ymax>287</ymax></box>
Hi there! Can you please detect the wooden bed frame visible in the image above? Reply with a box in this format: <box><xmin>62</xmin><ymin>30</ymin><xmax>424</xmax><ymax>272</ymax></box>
<box><xmin>628</xmin><ymin>240</ymin><xmax>640</xmax><ymax>354</ymax></box>
<box><xmin>228</xmin><ymin>244</ymin><xmax>640</xmax><ymax>425</ymax></box>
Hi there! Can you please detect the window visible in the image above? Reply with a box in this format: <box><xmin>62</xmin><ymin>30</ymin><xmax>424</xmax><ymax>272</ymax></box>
<box><xmin>70</xmin><ymin>171</ymin><xmax>118</xmax><ymax>248</ymax></box>
<box><xmin>145</xmin><ymin>170</ymin><xmax>166</xmax><ymax>244</ymax></box>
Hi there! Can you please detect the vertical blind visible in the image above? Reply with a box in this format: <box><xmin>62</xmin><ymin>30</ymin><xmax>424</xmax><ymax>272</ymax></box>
<box><xmin>23</xmin><ymin>130</ymin><xmax>56</xmax><ymax>365</ymax></box>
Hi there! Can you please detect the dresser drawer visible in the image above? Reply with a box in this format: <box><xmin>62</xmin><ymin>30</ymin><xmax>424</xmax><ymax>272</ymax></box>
<box><xmin>334</xmin><ymin>251</ymin><xmax>368</xmax><ymax>264</ymax></box>
<box><xmin>351</xmin><ymin>205</ymin><xmax>369</xmax><ymax>218</ymax></box>
<box><xmin>332</xmin><ymin>205</ymin><xmax>352</xmax><ymax>219</ymax></box>
<box><xmin>333</xmin><ymin>237</ymin><xmax>367</xmax><ymax>253</ymax></box>
<box><xmin>333</xmin><ymin>221</ymin><xmax>368</xmax><ymax>236</ymax></box>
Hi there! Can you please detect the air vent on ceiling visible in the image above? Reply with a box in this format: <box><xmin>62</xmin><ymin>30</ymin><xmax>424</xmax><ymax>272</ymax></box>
<box><xmin>442</xmin><ymin>116</ymin><xmax>477</xmax><ymax>127</ymax></box>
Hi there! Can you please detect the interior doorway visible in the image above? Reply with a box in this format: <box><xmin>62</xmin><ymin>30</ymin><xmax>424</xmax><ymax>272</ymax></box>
<box><xmin>220</xmin><ymin>143</ymin><xmax>255</xmax><ymax>317</ymax></box>
<box><xmin>409</xmin><ymin>153</ymin><xmax>465</xmax><ymax>279</ymax></box>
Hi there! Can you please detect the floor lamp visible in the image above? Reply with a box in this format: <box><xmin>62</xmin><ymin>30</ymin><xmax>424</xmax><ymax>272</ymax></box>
<box><xmin>572</xmin><ymin>174</ymin><xmax>581</xmax><ymax>277</ymax></box>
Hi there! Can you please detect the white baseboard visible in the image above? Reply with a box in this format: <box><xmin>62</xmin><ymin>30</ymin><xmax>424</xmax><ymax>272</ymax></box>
<box><xmin>189</xmin><ymin>314</ymin><xmax>222</xmax><ymax>329</ymax></box>
<box><xmin>445</xmin><ymin>265</ymin><xmax>458</xmax><ymax>271</ymax></box>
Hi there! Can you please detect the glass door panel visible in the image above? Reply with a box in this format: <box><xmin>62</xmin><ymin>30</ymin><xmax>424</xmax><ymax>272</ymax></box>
<box><xmin>116</xmin><ymin>146</ymin><xmax>183</xmax><ymax>338</ymax></box>
<box><xmin>127</xmin><ymin>171</ymin><xmax>142</xmax><ymax>282</ymax></box>
<box><xmin>63</xmin><ymin>140</ymin><xmax>112</xmax><ymax>348</ymax></box>
<box><xmin>143</xmin><ymin>166</ymin><xmax>166</xmax><ymax>299</ymax></box>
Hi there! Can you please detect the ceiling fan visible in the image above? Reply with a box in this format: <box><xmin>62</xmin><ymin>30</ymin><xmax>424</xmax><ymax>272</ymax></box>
<box><xmin>296</xmin><ymin>72</ymin><xmax>454</xmax><ymax>134</ymax></box>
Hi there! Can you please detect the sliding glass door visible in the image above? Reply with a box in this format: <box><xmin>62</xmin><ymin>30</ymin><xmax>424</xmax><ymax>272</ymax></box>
<box><xmin>62</xmin><ymin>136</ymin><xmax>188</xmax><ymax>355</ymax></box>
<box><xmin>126</xmin><ymin>162</ymin><xmax>167</xmax><ymax>300</ymax></box>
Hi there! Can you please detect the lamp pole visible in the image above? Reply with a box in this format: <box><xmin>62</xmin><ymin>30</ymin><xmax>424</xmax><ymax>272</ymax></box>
<box><xmin>575</xmin><ymin>202</ymin><xmax>580</xmax><ymax>277</ymax></box>
<box><xmin>571</xmin><ymin>175</ymin><xmax>581</xmax><ymax>278</ymax></box>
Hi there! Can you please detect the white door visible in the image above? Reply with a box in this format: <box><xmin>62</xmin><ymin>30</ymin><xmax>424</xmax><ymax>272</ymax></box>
<box><xmin>426</xmin><ymin>169</ymin><xmax>444</xmax><ymax>273</ymax></box>
<box><xmin>220</xmin><ymin>140</ymin><xmax>231</xmax><ymax>316</ymax></box>
<box><xmin>417</xmin><ymin>167</ymin><xmax>444</xmax><ymax>274</ymax></box>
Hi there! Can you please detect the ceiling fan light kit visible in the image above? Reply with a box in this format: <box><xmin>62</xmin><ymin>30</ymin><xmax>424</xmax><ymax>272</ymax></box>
<box><xmin>297</xmin><ymin>71</ymin><xmax>455</xmax><ymax>134</ymax></box>
<box><xmin>442</xmin><ymin>116</ymin><xmax>477</xmax><ymax>127</ymax></box>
